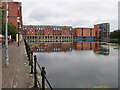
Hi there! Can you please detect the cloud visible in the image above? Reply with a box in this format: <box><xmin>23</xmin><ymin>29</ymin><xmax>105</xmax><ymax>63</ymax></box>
<box><xmin>14</xmin><ymin>0</ymin><xmax>119</xmax><ymax>31</ymax></box>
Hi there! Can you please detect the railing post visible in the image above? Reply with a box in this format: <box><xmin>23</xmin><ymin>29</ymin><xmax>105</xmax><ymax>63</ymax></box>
<box><xmin>41</xmin><ymin>67</ymin><xmax>46</xmax><ymax>90</ymax></box>
<box><xmin>33</xmin><ymin>55</ymin><xmax>38</xmax><ymax>88</ymax></box>
<box><xmin>28</xmin><ymin>47</ymin><xmax>31</xmax><ymax>66</ymax></box>
<box><xmin>26</xmin><ymin>42</ymin><xmax>28</xmax><ymax>55</ymax></box>
<box><xmin>30</xmin><ymin>51</ymin><xmax>33</xmax><ymax>74</ymax></box>
<box><xmin>28</xmin><ymin>53</ymin><xmax>30</xmax><ymax>65</ymax></box>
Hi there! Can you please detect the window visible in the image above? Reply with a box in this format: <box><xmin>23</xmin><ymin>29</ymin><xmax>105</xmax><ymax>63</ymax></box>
<box><xmin>64</xmin><ymin>28</ymin><xmax>68</xmax><ymax>30</ymax></box>
<box><xmin>48</xmin><ymin>31</ymin><xmax>50</xmax><ymax>34</ymax></box>
<box><xmin>90</xmin><ymin>29</ymin><xmax>92</xmax><ymax>36</ymax></box>
<box><xmin>82</xmin><ymin>28</ymin><xmax>84</xmax><ymax>36</ymax></box>
<box><xmin>48</xmin><ymin>28</ymin><xmax>52</xmax><ymax>31</ymax></box>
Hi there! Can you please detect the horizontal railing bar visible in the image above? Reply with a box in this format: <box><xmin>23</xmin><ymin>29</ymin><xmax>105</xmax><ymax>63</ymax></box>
<box><xmin>36</xmin><ymin>61</ymin><xmax>42</xmax><ymax>71</ymax></box>
<box><xmin>24</xmin><ymin>39</ymin><xmax>53</xmax><ymax>90</ymax></box>
<box><xmin>36</xmin><ymin>61</ymin><xmax>53</xmax><ymax>89</ymax></box>
<box><xmin>44</xmin><ymin>75</ymin><xmax>53</xmax><ymax>90</ymax></box>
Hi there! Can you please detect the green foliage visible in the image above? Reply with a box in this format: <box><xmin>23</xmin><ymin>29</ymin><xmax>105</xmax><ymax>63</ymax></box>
<box><xmin>0</xmin><ymin>7</ymin><xmax>4</xmax><ymax>22</ymax></box>
<box><xmin>8</xmin><ymin>23</ymin><xmax>18</xmax><ymax>39</ymax></box>
<box><xmin>110</xmin><ymin>30</ymin><xmax>120</xmax><ymax>39</ymax></box>
<box><xmin>2</xmin><ymin>23</ymin><xmax>18</xmax><ymax>39</ymax></box>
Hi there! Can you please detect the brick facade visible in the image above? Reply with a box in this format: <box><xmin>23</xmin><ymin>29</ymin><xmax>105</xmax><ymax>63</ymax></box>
<box><xmin>23</xmin><ymin>24</ymin><xmax>101</xmax><ymax>42</ymax></box>
<box><xmin>23</xmin><ymin>25</ymin><xmax>74</xmax><ymax>42</ymax></box>
<box><xmin>23</xmin><ymin>25</ymin><xmax>73</xmax><ymax>36</ymax></box>
<box><xmin>74</xmin><ymin>25</ymin><xmax>100</xmax><ymax>40</ymax></box>
<box><xmin>1</xmin><ymin>0</ymin><xmax>22</xmax><ymax>31</ymax></box>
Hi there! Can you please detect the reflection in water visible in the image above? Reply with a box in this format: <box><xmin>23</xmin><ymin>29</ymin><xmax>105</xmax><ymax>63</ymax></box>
<box><xmin>30</xmin><ymin>42</ymin><xmax>110</xmax><ymax>55</ymax></box>
<box><xmin>30</xmin><ymin>42</ymin><xmax>73</xmax><ymax>52</ymax></box>
<box><xmin>33</xmin><ymin>42</ymin><xmax>118</xmax><ymax>88</ymax></box>
<box><xmin>98</xmin><ymin>43</ymin><xmax>110</xmax><ymax>55</ymax></box>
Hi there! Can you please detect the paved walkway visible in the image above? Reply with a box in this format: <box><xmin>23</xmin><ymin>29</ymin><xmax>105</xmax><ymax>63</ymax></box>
<box><xmin>2</xmin><ymin>41</ymin><xmax>34</xmax><ymax>88</ymax></box>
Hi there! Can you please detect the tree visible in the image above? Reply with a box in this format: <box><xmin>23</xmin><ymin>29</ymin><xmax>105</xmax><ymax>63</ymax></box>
<box><xmin>8</xmin><ymin>23</ymin><xmax>18</xmax><ymax>39</ymax></box>
<box><xmin>2</xmin><ymin>23</ymin><xmax>18</xmax><ymax>39</ymax></box>
<box><xmin>110</xmin><ymin>30</ymin><xmax>120</xmax><ymax>39</ymax></box>
<box><xmin>0</xmin><ymin>6</ymin><xmax>4</xmax><ymax>34</ymax></box>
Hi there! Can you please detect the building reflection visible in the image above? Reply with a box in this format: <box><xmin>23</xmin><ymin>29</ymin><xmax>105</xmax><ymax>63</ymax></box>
<box><xmin>97</xmin><ymin>43</ymin><xmax>110</xmax><ymax>55</ymax></box>
<box><xmin>29</xmin><ymin>42</ymin><xmax>109</xmax><ymax>55</ymax></box>
<box><xmin>30</xmin><ymin>42</ymin><xmax>73</xmax><ymax>52</ymax></box>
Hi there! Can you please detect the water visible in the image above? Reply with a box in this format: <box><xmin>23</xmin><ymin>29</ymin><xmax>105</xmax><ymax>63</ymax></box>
<box><xmin>33</xmin><ymin>42</ymin><xmax>119</xmax><ymax>88</ymax></box>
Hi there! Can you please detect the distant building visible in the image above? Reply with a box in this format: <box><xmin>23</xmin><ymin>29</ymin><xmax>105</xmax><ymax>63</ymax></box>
<box><xmin>23</xmin><ymin>23</ymin><xmax>110</xmax><ymax>42</ymax></box>
<box><xmin>0</xmin><ymin>0</ymin><xmax>23</xmax><ymax>31</ymax></box>
<box><xmin>97</xmin><ymin>23</ymin><xmax>110</xmax><ymax>41</ymax></box>
<box><xmin>74</xmin><ymin>25</ymin><xmax>100</xmax><ymax>40</ymax></box>
<box><xmin>23</xmin><ymin>25</ymin><xmax>74</xmax><ymax>42</ymax></box>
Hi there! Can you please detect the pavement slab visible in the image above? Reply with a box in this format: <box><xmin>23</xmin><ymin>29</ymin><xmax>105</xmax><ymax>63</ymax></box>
<box><xmin>2</xmin><ymin>41</ymin><xmax>34</xmax><ymax>89</ymax></box>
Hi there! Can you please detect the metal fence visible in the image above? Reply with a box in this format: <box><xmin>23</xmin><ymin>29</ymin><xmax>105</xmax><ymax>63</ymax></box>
<box><xmin>24</xmin><ymin>39</ymin><xmax>53</xmax><ymax>90</ymax></box>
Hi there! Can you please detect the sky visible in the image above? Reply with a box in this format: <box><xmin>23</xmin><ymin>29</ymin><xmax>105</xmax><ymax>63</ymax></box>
<box><xmin>13</xmin><ymin>0</ymin><xmax>119</xmax><ymax>31</ymax></box>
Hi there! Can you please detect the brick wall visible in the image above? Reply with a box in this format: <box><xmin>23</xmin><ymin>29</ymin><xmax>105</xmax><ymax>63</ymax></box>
<box><xmin>1</xmin><ymin>1</ymin><xmax>22</xmax><ymax>31</ymax></box>
<box><xmin>24</xmin><ymin>25</ymin><xmax>73</xmax><ymax>37</ymax></box>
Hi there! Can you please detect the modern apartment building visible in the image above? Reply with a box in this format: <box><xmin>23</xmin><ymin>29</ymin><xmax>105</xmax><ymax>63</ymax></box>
<box><xmin>97</xmin><ymin>23</ymin><xmax>110</xmax><ymax>41</ymax></box>
<box><xmin>1</xmin><ymin>0</ymin><xmax>22</xmax><ymax>31</ymax></box>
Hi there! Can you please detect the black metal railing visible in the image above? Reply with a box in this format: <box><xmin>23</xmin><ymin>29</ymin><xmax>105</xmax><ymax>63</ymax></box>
<box><xmin>24</xmin><ymin>39</ymin><xmax>53</xmax><ymax>90</ymax></box>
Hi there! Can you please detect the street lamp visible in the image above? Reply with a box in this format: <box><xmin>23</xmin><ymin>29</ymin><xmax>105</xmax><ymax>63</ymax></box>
<box><xmin>17</xmin><ymin>2</ymin><xmax>21</xmax><ymax>46</ymax></box>
<box><xmin>17</xmin><ymin>16</ymin><xmax>20</xmax><ymax>46</ymax></box>
<box><xmin>5</xmin><ymin>0</ymin><xmax>9</xmax><ymax>65</ymax></box>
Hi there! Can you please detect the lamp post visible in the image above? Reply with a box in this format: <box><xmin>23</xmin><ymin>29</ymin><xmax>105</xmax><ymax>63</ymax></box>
<box><xmin>5</xmin><ymin>0</ymin><xmax>9</xmax><ymax>65</ymax></box>
<box><xmin>17</xmin><ymin>2</ymin><xmax>21</xmax><ymax>46</ymax></box>
<box><xmin>17</xmin><ymin>17</ymin><xmax>20</xmax><ymax>46</ymax></box>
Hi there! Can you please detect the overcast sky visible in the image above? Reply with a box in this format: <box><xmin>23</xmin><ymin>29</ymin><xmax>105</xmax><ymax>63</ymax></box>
<box><xmin>14</xmin><ymin>0</ymin><xmax>119</xmax><ymax>31</ymax></box>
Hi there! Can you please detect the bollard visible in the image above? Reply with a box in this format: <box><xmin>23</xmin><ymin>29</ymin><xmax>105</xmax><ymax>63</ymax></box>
<box><xmin>41</xmin><ymin>67</ymin><xmax>46</xmax><ymax>90</ymax></box>
<box><xmin>30</xmin><ymin>51</ymin><xmax>33</xmax><ymax>74</ymax></box>
<box><xmin>33</xmin><ymin>55</ymin><xmax>38</xmax><ymax>88</ymax></box>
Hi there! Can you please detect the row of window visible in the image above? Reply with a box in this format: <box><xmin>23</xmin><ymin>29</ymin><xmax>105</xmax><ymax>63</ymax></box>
<box><xmin>23</xmin><ymin>27</ymin><xmax>73</xmax><ymax>31</ymax></box>
<box><xmin>27</xmin><ymin>31</ymin><xmax>73</xmax><ymax>35</ymax></box>
<box><xmin>27</xmin><ymin>40</ymin><xmax>73</xmax><ymax>43</ymax></box>
<box><xmin>25</xmin><ymin>36</ymin><xmax>73</xmax><ymax>39</ymax></box>
<box><xmin>76</xmin><ymin>29</ymin><xmax>98</xmax><ymax>36</ymax></box>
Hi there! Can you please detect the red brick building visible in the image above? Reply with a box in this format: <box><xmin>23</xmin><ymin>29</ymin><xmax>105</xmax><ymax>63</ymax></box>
<box><xmin>23</xmin><ymin>24</ymin><xmax>101</xmax><ymax>42</ymax></box>
<box><xmin>1</xmin><ymin>0</ymin><xmax>22</xmax><ymax>31</ymax></box>
<box><xmin>74</xmin><ymin>24</ymin><xmax>100</xmax><ymax>40</ymax></box>
<box><xmin>23</xmin><ymin>25</ymin><xmax>74</xmax><ymax>42</ymax></box>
